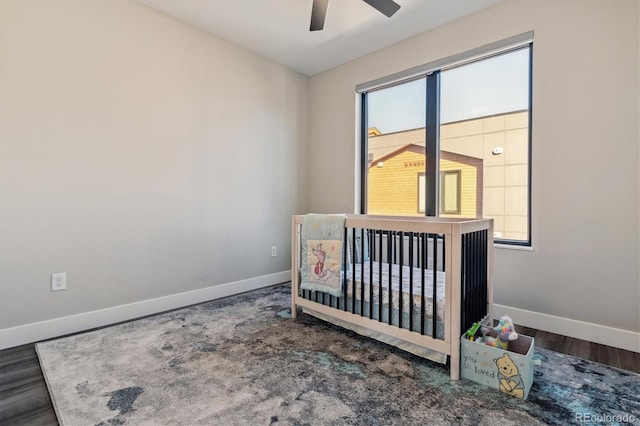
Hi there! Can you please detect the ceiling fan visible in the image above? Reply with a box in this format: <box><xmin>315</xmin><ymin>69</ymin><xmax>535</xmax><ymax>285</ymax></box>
<box><xmin>310</xmin><ymin>0</ymin><xmax>401</xmax><ymax>31</ymax></box>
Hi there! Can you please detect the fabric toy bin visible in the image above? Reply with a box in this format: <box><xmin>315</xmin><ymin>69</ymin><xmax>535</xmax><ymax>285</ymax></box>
<box><xmin>460</xmin><ymin>333</ymin><xmax>535</xmax><ymax>399</ymax></box>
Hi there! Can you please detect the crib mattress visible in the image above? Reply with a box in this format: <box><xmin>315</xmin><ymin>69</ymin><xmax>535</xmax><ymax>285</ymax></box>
<box><xmin>345</xmin><ymin>261</ymin><xmax>446</xmax><ymax>321</ymax></box>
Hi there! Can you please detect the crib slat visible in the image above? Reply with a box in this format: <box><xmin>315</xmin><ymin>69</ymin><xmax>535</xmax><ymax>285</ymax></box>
<box><xmin>353</xmin><ymin>229</ymin><xmax>358</xmax><ymax>314</ymax></box>
<box><xmin>421</xmin><ymin>232</ymin><xmax>426</xmax><ymax>336</ymax></box>
<box><xmin>443</xmin><ymin>234</ymin><xmax>447</xmax><ymax>335</ymax></box>
<box><xmin>398</xmin><ymin>231</ymin><xmax>404</xmax><ymax>330</ymax></box>
<box><xmin>471</xmin><ymin>232</ymin><xmax>477</xmax><ymax>332</ymax></box>
<box><xmin>471</xmin><ymin>232</ymin><xmax>477</xmax><ymax>324</ymax></box>
<box><xmin>360</xmin><ymin>229</ymin><xmax>365</xmax><ymax>316</ymax></box>
<box><xmin>432</xmin><ymin>233</ymin><xmax>438</xmax><ymax>339</ymax></box>
<box><xmin>461</xmin><ymin>233</ymin><xmax>467</xmax><ymax>333</ymax></box>
<box><xmin>369</xmin><ymin>229</ymin><xmax>374</xmax><ymax>320</ymax></box>
<box><xmin>343</xmin><ymin>227</ymin><xmax>348</xmax><ymax>311</ymax></box>
<box><xmin>471</xmin><ymin>233</ymin><xmax>475</xmax><ymax>333</ymax></box>
<box><xmin>460</xmin><ymin>234</ymin><xmax>465</xmax><ymax>331</ymax></box>
<box><xmin>481</xmin><ymin>230</ymin><xmax>487</xmax><ymax>325</ymax></box>
<box><xmin>443</xmin><ymin>233</ymin><xmax>446</xmax><ymax>272</ymax></box>
<box><xmin>409</xmin><ymin>232</ymin><xmax>414</xmax><ymax>332</ymax></box>
<box><xmin>378</xmin><ymin>230</ymin><xmax>383</xmax><ymax>323</ymax></box>
<box><xmin>474</xmin><ymin>231</ymin><xmax>480</xmax><ymax>328</ymax></box>
<box><xmin>387</xmin><ymin>230</ymin><xmax>393</xmax><ymax>325</ymax></box>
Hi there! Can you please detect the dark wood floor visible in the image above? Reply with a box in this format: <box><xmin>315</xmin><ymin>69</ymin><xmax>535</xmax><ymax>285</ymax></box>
<box><xmin>0</xmin><ymin>344</ymin><xmax>57</xmax><ymax>426</ymax></box>
<box><xmin>1</xmin><ymin>328</ymin><xmax>638</xmax><ymax>426</ymax></box>
<box><xmin>515</xmin><ymin>325</ymin><xmax>639</xmax><ymax>373</ymax></box>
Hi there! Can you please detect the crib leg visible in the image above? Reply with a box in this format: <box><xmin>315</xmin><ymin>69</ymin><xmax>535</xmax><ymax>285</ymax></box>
<box><xmin>450</xmin><ymin>355</ymin><xmax>460</xmax><ymax>380</ymax></box>
<box><xmin>450</xmin><ymin>343</ymin><xmax>460</xmax><ymax>380</ymax></box>
<box><xmin>450</xmin><ymin>356</ymin><xmax>460</xmax><ymax>380</ymax></box>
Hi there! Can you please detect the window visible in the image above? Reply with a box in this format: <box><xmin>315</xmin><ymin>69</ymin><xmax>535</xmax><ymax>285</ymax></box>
<box><xmin>418</xmin><ymin>173</ymin><xmax>425</xmax><ymax>213</ymax></box>
<box><xmin>359</xmin><ymin>33</ymin><xmax>532</xmax><ymax>245</ymax></box>
<box><xmin>440</xmin><ymin>170</ymin><xmax>461</xmax><ymax>214</ymax></box>
<box><xmin>366</xmin><ymin>79</ymin><xmax>426</xmax><ymax>217</ymax></box>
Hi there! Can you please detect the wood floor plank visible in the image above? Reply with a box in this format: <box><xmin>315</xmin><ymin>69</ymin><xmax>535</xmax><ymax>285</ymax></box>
<box><xmin>0</xmin><ymin>344</ymin><xmax>57</xmax><ymax>426</ymax></box>
<box><xmin>619</xmin><ymin>348</ymin><xmax>640</xmax><ymax>373</ymax></box>
<box><xmin>549</xmin><ymin>332</ymin><xmax>570</xmax><ymax>353</ymax></box>
<box><xmin>0</xmin><ymin>363</ymin><xmax>46</xmax><ymax>392</ymax></box>
<box><xmin>0</xmin><ymin>374</ymin><xmax>45</xmax><ymax>397</ymax></box>
<box><xmin>0</xmin><ymin>347</ymin><xmax>37</xmax><ymax>367</ymax></box>
<box><xmin>2</xmin><ymin>406</ymin><xmax>58</xmax><ymax>426</ymax></box>
<box><xmin>1</xmin><ymin>376</ymin><xmax>51</xmax><ymax>404</ymax></box>
<box><xmin>594</xmin><ymin>343</ymin><xmax>620</xmax><ymax>369</ymax></box>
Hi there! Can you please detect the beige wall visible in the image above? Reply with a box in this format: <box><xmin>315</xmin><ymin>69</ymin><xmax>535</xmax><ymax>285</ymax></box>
<box><xmin>0</xmin><ymin>1</ymin><xmax>308</xmax><ymax>330</ymax></box>
<box><xmin>309</xmin><ymin>0</ymin><xmax>640</xmax><ymax>335</ymax></box>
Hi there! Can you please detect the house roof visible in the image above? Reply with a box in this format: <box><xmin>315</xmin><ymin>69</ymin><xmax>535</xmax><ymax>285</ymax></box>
<box><xmin>369</xmin><ymin>143</ymin><xmax>482</xmax><ymax>168</ymax></box>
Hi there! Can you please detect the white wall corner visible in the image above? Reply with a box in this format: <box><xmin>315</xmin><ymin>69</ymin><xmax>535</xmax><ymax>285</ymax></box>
<box><xmin>494</xmin><ymin>304</ymin><xmax>640</xmax><ymax>354</ymax></box>
<box><xmin>0</xmin><ymin>271</ymin><xmax>291</xmax><ymax>350</ymax></box>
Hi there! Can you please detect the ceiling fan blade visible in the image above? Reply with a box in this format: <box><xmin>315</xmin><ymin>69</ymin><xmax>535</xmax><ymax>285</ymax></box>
<box><xmin>310</xmin><ymin>0</ymin><xmax>329</xmax><ymax>31</ymax></box>
<box><xmin>362</xmin><ymin>0</ymin><xmax>401</xmax><ymax>18</ymax></box>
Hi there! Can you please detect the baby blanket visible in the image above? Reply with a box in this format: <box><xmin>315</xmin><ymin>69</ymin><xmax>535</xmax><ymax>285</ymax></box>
<box><xmin>300</xmin><ymin>214</ymin><xmax>346</xmax><ymax>297</ymax></box>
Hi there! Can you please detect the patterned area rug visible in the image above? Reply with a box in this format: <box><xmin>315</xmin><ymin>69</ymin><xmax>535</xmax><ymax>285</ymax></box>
<box><xmin>36</xmin><ymin>285</ymin><xmax>639</xmax><ymax>425</ymax></box>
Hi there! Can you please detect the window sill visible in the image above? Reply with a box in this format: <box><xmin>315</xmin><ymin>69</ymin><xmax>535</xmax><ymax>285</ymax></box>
<box><xmin>494</xmin><ymin>243</ymin><xmax>534</xmax><ymax>252</ymax></box>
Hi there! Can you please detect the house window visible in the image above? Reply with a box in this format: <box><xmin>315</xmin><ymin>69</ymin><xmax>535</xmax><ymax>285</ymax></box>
<box><xmin>418</xmin><ymin>173</ymin><xmax>425</xmax><ymax>213</ymax></box>
<box><xmin>440</xmin><ymin>170</ymin><xmax>461</xmax><ymax>214</ymax></box>
<box><xmin>359</xmin><ymin>33</ymin><xmax>532</xmax><ymax>246</ymax></box>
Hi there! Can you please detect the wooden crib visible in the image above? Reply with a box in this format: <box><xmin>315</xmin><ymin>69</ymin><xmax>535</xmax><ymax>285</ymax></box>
<box><xmin>291</xmin><ymin>214</ymin><xmax>494</xmax><ymax>380</ymax></box>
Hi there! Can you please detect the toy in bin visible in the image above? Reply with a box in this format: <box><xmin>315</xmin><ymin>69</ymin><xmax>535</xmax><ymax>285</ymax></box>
<box><xmin>465</xmin><ymin>322</ymin><xmax>482</xmax><ymax>341</ymax></box>
<box><xmin>463</xmin><ymin>315</ymin><xmax>518</xmax><ymax>350</ymax></box>
<box><xmin>482</xmin><ymin>315</ymin><xmax>518</xmax><ymax>350</ymax></box>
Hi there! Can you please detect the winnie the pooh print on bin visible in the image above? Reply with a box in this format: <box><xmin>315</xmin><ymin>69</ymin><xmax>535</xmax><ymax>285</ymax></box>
<box><xmin>495</xmin><ymin>353</ymin><xmax>525</xmax><ymax>399</ymax></box>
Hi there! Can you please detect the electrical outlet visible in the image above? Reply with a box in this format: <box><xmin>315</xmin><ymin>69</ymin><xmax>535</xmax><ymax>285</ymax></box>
<box><xmin>52</xmin><ymin>273</ymin><xmax>66</xmax><ymax>291</ymax></box>
<box><xmin>271</xmin><ymin>246</ymin><xmax>277</xmax><ymax>257</ymax></box>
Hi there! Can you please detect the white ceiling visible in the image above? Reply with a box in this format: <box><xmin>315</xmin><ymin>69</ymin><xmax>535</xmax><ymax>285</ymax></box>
<box><xmin>140</xmin><ymin>0</ymin><xmax>502</xmax><ymax>76</ymax></box>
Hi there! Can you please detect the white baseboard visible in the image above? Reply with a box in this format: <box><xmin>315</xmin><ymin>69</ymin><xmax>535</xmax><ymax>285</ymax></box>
<box><xmin>0</xmin><ymin>271</ymin><xmax>291</xmax><ymax>350</ymax></box>
<box><xmin>494</xmin><ymin>304</ymin><xmax>640</xmax><ymax>353</ymax></box>
<box><xmin>5</xmin><ymin>280</ymin><xmax>637</xmax><ymax>354</ymax></box>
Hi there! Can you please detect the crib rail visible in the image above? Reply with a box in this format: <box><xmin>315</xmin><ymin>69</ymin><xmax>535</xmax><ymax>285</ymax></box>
<box><xmin>291</xmin><ymin>214</ymin><xmax>493</xmax><ymax>380</ymax></box>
